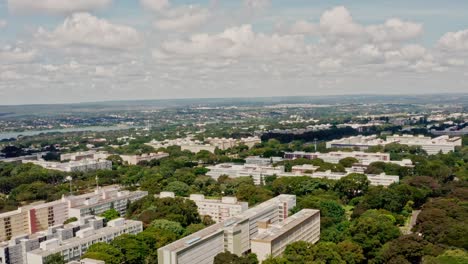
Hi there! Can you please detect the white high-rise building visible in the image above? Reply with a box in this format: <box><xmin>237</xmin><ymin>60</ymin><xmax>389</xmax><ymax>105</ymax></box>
<box><xmin>189</xmin><ymin>195</ymin><xmax>248</xmax><ymax>223</ymax></box>
<box><xmin>157</xmin><ymin>195</ymin><xmax>307</xmax><ymax>264</ymax></box>
<box><xmin>251</xmin><ymin>209</ymin><xmax>320</xmax><ymax>262</ymax></box>
<box><xmin>206</xmin><ymin>164</ymin><xmax>285</xmax><ymax>185</ymax></box>
<box><xmin>0</xmin><ymin>216</ymin><xmax>143</xmax><ymax>264</ymax></box>
<box><xmin>327</xmin><ymin>135</ymin><xmax>462</xmax><ymax>155</ymax></box>
<box><xmin>0</xmin><ymin>186</ymin><xmax>147</xmax><ymax>242</ymax></box>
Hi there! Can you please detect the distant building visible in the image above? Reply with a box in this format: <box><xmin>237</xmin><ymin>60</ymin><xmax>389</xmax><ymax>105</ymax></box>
<box><xmin>311</xmin><ymin>170</ymin><xmax>399</xmax><ymax>186</ymax></box>
<box><xmin>386</xmin><ymin>135</ymin><xmax>462</xmax><ymax>154</ymax></box>
<box><xmin>206</xmin><ymin>164</ymin><xmax>285</xmax><ymax>185</ymax></box>
<box><xmin>158</xmin><ymin>195</ymin><xmax>303</xmax><ymax>264</ymax></box>
<box><xmin>251</xmin><ymin>209</ymin><xmax>320</xmax><ymax>262</ymax></box>
<box><xmin>326</xmin><ymin>135</ymin><xmax>386</xmax><ymax>150</ymax></box>
<box><xmin>0</xmin><ymin>216</ymin><xmax>142</xmax><ymax>264</ymax></box>
<box><xmin>147</xmin><ymin>136</ymin><xmax>261</xmax><ymax>153</ymax></box>
<box><xmin>284</xmin><ymin>151</ymin><xmax>413</xmax><ymax>167</ymax></box>
<box><xmin>285</xmin><ymin>151</ymin><xmax>390</xmax><ymax>163</ymax></box>
<box><xmin>245</xmin><ymin>156</ymin><xmax>283</xmax><ymax>166</ymax></box>
<box><xmin>146</xmin><ymin>137</ymin><xmax>216</xmax><ymax>153</ymax></box>
<box><xmin>189</xmin><ymin>194</ymin><xmax>248</xmax><ymax>223</ymax></box>
<box><xmin>60</xmin><ymin>151</ymin><xmax>109</xmax><ymax>162</ymax></box>
<box><xmin>327</xmin><ymin>135</ymin><xmax>462</xmax><ymax>155</ymax></box>
<box><xmin>207</xmin><ymin>137</ymin><xmax>261</xmax><ymax>150</ymax></box>
<box><xmin>120</xmin><ymin>152</ymin><xmax>169</xmax><ymax>165</ymax></box>
<box><xmin>0</xmin><ymin>186</ymin><xmax>147</xmax><ymax>242</ymax></box>
<box><xmin>23</xmin><ymin>159</ymin><xmax>112</xmax><ymax>173</ymax></box>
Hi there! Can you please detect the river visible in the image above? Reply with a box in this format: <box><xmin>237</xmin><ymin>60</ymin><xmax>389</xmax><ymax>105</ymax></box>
<box><xmin>0</xmin><ymin>126</ymin><xmax>138</xmax><ymax>140</ymax></box>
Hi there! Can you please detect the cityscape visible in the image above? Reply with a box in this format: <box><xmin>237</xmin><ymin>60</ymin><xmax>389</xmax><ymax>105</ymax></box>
<box><xmin>1</xmin><ymin>1</ymin><xmax>467</xmax><ymax>264</ymax></box>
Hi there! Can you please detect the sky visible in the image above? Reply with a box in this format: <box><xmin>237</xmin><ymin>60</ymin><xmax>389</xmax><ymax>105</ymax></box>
<box><xmin>0</xmin><ymin>0</ymin><xmax>468</xmax><ymax>105</ymax></box>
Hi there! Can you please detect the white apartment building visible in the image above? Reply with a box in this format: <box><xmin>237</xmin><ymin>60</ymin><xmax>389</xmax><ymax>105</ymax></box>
<box><xmin>326</xmin><ymin>135</ymin><xmax>386</xmax><ymax>150</ymax></box>
<box><xmin>0</xmin><ymin>216</ymin><xmax>143</xmax><ymax>264</ymax></box>
<box><xmin>146</xmin><ymin>137</ymin><xmax>216</xmax><ymax>153</ymax></box>
<box><xmin>245</xmin><ymin>156</ymin><xmax>283</xmax><ymax>166</ymax></box>
<box><xmin>189</xmin><ymin>195</ymin><xmax>248</xmax><ymax>223</ymax></box>
<box><xmin>284</xmin><ymin>151</ymin><xmax>390</xmax><ymax>164</ymax></box>
<box><xmin>23</xmin><ymin>159</ymin><xmax>112</xmax><ymax>173</ymax></box>
<box><xmin>60</xmin><ymin>151</ymin><xmax>109</xmax><ymax>162</ymax></box>
<box><xmin>207</xmin><ymin>137</ymin><xmax>261</xmax><ymax>150</ymax></box>
<box><xmin>285</xmin><ymin>151</ymin><xmax>413</xmax><ymax>167</ymax></box>
<box><xmin>206</xmin><ymin>164</ymin><xmax>285</xmax><ymax>185</ymax></box>
<box><xmin>386</xmin><ymin>135</ymin><xmax>462</xmax><ymax>154</ymax></box>
<box><xmin>120</xmin><ymin>152</ymin><xmax>169</xmax><ymax>165</ymax></box>
<box><xmin>0</xmin><ymin>186</ymin><xmax>147</xmax><ymax>242</ymax></box>
<box><xmin>147</xmin><ymin>136</ymin><xmax>261</xmax><ymax>153</ymax></box>
<box><xmin>327</xmin><ymin>135</ymin><xmax>461</xmax><ymax>155</ymax></box>
<box><xmin>310</xmin><ymin>170</ymin><xmax>399</xmax><ymax>186</ymax></box>
<box><xmin>158</xmin><ymin>195</ymin><xmax>300</xmax><ymax>264</ymax></box>
<box><xmin>251</xmin><ymin>209</ymin><xmax>320</xmax><ymax>262</ymax></box>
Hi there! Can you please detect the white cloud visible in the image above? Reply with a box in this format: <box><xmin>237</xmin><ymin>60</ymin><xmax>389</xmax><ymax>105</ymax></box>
<box><xmin>7</xmin><ymin>0</ymin><xmax>112</xmax><ymax>14</ymax></box>
<box><xmin>0</xmin><ymin>45</ymin><xmax>37</xmax><ymax>63</ymax></box>
<box><xmin>140</xmin><ymin>0</ymin><xmax>169</xmax><ymax>12</ymax></box>
<box><xmin>159</xmin><ymin>24</ymin><xmax>306</xmax><ymax>58</ymax></box>
<box><xmin>36</xmin><ymin>13</ymin><xmax>142</xmax><ymax>50</ymax></box>
<box><xmin>438</xmin><ymin>29</ymin><xmax>468</xmax><ymax>51</ymax></box>
<box><xmin>319</xmin><ymin>6</ymin><xmax>364</xmax><ymax>37</ymax></box>
<box><xmin>154</xmin><ymin>6</ymin><xmax>209</xmax><ymax>32</ymax></box>
<box><xmin>367</xmin><ymin>18</ymin><xmax>422</xmax><ymax>42</ymax></box>
<box><xmin>0</xmin><ymin>20</ymin><xmax>7</xmax><ymax>28</ymax></box>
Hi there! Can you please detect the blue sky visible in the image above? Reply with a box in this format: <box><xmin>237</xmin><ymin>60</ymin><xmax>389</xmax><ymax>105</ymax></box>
<box><xmin>0</xmin><ymin>0</ymin><xmax>467</xmax><ymax>104</ymax></box>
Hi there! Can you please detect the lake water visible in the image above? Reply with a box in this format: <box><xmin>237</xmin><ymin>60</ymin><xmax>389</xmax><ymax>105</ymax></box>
<box><xmin>0</xmin><ymin>126</ymin><xmax>136</xmax><ymax>140</ymax></box>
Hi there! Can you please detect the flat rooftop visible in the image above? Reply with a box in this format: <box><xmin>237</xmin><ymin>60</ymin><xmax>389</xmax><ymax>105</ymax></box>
<box><xmin>251</xmin><ymin>209</ymin><xmax>319</xmax><ymax>242</ymax></box>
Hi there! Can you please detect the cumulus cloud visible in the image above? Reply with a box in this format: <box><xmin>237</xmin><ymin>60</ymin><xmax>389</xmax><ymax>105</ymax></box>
<box><xmin>320</xmin><ymin>6</ymin><xmax>364</xmax><ymax>37</ymax></box>
<box><xmin>0</xmin><ymin>45</ymin><xmax>37</xmax><ymax>63</ymax></box>
<box><xmin>158</xmin><ymin>24</ymin><xmax>305</xmax><ymax>58</ymax></box>
<box><xmin>7</xmin><ymin>0</ymin><xmax>112</xmax><ymax>14</ymax></box>
<box><xmin>140</xmin><ymin>0</ymin><xmax>169</xmax><ymax>12</ymax></box>
<box><xmin>35</xmin><ymin>13</ymin><xmax>142</xmax><ymax>50</ymax></box>
<box><xmin>367</xmin><ymin>18</ymin><xmax>422</xmax><ymax>42</ymax></box>
<box><xmin>438</xmin><ymin>29</ymin><xmax>468</xmax><ymax>51</ymax></box>
<box><xmin>154</xmin><ymin>6</ymin><xmax>209</xmax><ymax>32</ymax></box>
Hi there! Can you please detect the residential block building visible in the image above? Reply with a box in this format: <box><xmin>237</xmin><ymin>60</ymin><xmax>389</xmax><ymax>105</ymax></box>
<box><xmin>251</xmin><ymin>209</ymin><xmax>320</xmax><ymax>262</ymax></box>
<box><xmin>326</xmin><ymin>135</ymin><xmax>462</xmax><ymax>155</ymax></box>
<box><xmin>0</xmin><ymin>216</ymin><xmax>143</xmax><ymax>264</ymax></box>
<box><xmin>0</xmin><ymin>187</ymin><xmax>147</xmax><ymax>242</ymax></box>
<box><xmin>23</xmin><ymin>160</ymin><xmax>112</xmax><ymax>173</ymax></box>
<box><xmin>245</xmin><ymin>156</ymin><xmax>283</xmax><ymax>166</ymax></box>
<box><xmin>206</xmin><ymin>164</ymin><xmax>285</xmax><ymax>185</ymax></box>
<box><xmin>120</xmin><ymin>152</ymin><xmax>169</xmax><ymax>165</ymax></box>
<box><xmin>189</xmin><ymin>195</ymin><xmax>248</xmax><ymax>223</ymax></box>
<box><xmin>158</xmin><ymin>195</ymin><xmax>304</xmax><ymax>264</ymax></box>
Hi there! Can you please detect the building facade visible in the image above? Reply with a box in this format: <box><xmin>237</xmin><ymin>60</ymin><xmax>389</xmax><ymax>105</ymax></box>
<box><xmin>157</xmin><ymin>195</ymin><xmax>300</xmax><ymax>264</ymax></box>
<box><xmin>0</xmin><ymin>216</ymin><xmax>142</xmax><ymax>264</ymax></box>
<box><xmin>0</xmin><ymin>187</ymin><xmax>147</xmax><ymax>242</ymax></box>
<box><xmin>120</xmin><ymin>152</ymin><xmax>169</xmax><ymax>165</ymax></box>
<box><xmin>327</xmin><ymin>135</ymin><xmax>462</xmax><ymax>155</ymax></box>
<box><xmin>23</xmin><ymin>160</ymin><xmax>112</xmax><ymax>173</ymax></box>
<box><xmin>206</xmin><ymin>164</ymin><xmax>285</xmax><ymax>185</ymax></box>
<box><xmin>189</xmin><ymin>195</ymin><xmax>248</xmax><ymax>223</ymax></box>
<box><xmin>284</xmin><ymin>151</ymin><xmax>390</xmax><ymax>164</ymax></box>
<box><xmin>251</xmin><ymin>209</ymin><xmax>320</xmax><ymax>262</ymax></box>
